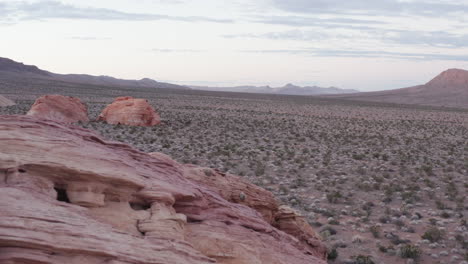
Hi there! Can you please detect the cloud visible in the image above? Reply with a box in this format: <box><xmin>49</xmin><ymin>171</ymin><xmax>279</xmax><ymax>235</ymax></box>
<box><xmin>224</xmin><ymin>30</ymin><xmax>331</xmax><ymax>41</ymax></box>
<box><xmin>1</xmin><ymin>1</ymin><xmax>233</xmax><ymax>23</ymax></box>
<box><xmin>385</xmin><ymin>30</ymin><xmax>468</xmax><ymax>48</ymax></box>
<box><xmin>70</xmin><ymin>36</ymin><xmax>112</xmax><ymax>41</ymax></box>
<box><xmin>240</xmin><ymin>48</ymin><xmax>468</xmax><ymax>61</ymax></box>
<box><xmin>251</xmin><ymin>15</ymin><xmax>386</xmax><ymax>28</ymax></box>
<box><xmin>152</xmin><ymin>48</ymin><xmax>206</xmax><ymax>53</ymax></box>
<box><xmin>225</xmin><ymin>28</ymin><xmax>468</xmax><ymax>49</ymax></box>
<box><xmin>270</xmin><ymin>0</ymin><xmax>468</xmax><ymax>17</ymax></box>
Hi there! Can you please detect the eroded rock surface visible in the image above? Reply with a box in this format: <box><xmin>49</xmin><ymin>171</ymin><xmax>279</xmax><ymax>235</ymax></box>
<box><xmin>98</xmin><ymin>96</ymin><xmax>161</xmax><ymax>126</ymax></box>
<box><xmin>0</xmin><ymin>115</ymin><xmax>326</xmax><ymax>264</ymax></box>
<box><xmin>26</xmin><ymin>94</ymin><xmax>89</xmax><ymax>123</ymax></box>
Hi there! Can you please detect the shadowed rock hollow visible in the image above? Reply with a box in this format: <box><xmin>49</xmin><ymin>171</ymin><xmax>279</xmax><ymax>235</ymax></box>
<box><xmin>0</xmin><ymin>115</ymin><xmax>327</xmax><ymax>264</ymax></box>
<box><xmin>98</xmin><ymin>96</ymin><xmax>161</xmax><ymax>126</ymax></box>
<box><xmin>26</xmin><ymin>94</ymin><xmax>89</xmax><ymax>123</ymax></box>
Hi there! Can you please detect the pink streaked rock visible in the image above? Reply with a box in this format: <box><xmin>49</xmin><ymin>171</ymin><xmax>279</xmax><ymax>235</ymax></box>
<box><xmin>0</xmin><ymin>115</ymin><xmax>327</xmax><ymax>264</ymax></box>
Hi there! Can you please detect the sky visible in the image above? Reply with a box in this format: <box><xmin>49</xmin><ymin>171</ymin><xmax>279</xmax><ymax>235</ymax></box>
<box><xmin>1</xmin><ymin>0</ymin><xmax>468</xmax><ymax>91</ymax></box>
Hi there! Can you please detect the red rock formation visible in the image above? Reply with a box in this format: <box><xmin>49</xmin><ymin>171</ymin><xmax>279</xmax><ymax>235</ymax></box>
<box><xmin>180</xmin><ymin>165</ymin><xmax>279</xmax><ymax>223</ymax></box>
<box><xmin>180</xmin><ymin>165</ymin><xmax>326</xmax><ymax>259</ymax></box>
<box><xmin>0</xmin><ymin>115</ymin><xmax>327</xmax><ymax>264</ymax></box>
<box><xmin>0</xmin><ymin>95</ymin><xmax>15</xmax><ymax>107</ymax></box>
<box><xmin>26</xmin><ymin>94</ymin><xmax>89</xmax><ymax>123</ymax></box>
<box><xmin>98</xmin><ymin>96</ymin><xmax>160</xmax><ymax>126</ymax></box>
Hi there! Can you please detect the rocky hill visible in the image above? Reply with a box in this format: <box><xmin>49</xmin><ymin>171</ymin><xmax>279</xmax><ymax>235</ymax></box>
<box><xmin>0</xmin><ymin>115</ymin><xmax>327</xmax><ymax>264</ymax></box>
<box><xmin>0</xmin><ymin>57</ymin><xmax>189</xmax><ymax>90</ymax></box>
<box><xmin>0</xmin><ymin>57</ymin><xmax>50</xmax><ymax>75</ymax></box>
<box><xmin>329</xmin><ymin>69</ymin><xmax>468</xmax><ymax>108</ymax></box>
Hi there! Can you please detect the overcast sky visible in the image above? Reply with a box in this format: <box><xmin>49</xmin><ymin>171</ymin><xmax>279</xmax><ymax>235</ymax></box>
<box><xmin>1</xmin><ymin>0</ymin><xmax>468</xmax><ymax>91</ymax></box>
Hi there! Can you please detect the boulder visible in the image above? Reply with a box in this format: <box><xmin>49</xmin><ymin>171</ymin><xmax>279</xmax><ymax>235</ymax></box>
<box><xmin>0</xmin><ymin>95</ymin><xmax>15</xmax><ymax>107</ymax></box>
<box><xmin>98</xmin><ymin>96</ymin><xmax>160</xmax><ymax>126</ymax></box>
<box><xmin>0</xmin><ymin>115</ymin><xmax>327</xmax><ymax>264</ymax></box>
<box><xmin>26</xmin><ymin>94</ymin><xmax>89</xmax><ymax>123</ymax></box>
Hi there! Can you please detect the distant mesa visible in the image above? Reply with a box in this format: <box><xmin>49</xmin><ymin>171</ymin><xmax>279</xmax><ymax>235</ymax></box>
<box><xmin>0</xmin><ymin>95</ymin><xmax>15</xmax><ymax>107</ymax></box>
<box><xmin>26</xmin><ymin>94</ymin><xmax>89</xmax><ymax>123</ymax></box>
<box><xmin>98</xmin><ymin>96</ymin><xmax>161</xmax><ymax>127</ymax></box>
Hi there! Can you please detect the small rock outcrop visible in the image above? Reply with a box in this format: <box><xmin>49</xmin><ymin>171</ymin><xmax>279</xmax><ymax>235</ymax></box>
<box><xmin>26</xmin><ymin>94</ymin><xmax>89</xmax><ymax>123</ymax></box>
<box><xmin>0</xmin><ymin>115</ymin><xmax>327</xmax><ymax>264</ymax></box>
<box><xmin>98</xmin><ymin>96</ymin><xmax>160</xmax><ymax>126</ymax></box>
<box><xmin>0</xmin><ymin>95</ymin><xmax>15</xmax><ymax>107</ymax></box>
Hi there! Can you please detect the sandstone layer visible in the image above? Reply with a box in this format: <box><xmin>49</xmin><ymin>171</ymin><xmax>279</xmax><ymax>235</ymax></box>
<box><xmin>98</xmin><ymin>96</ymin><xmax>161</xmax><ymax>126</ymax></box>
<box><xmin>0</xmin><ymin>95</ymin><xmax>15</xmax><ymax>107</ymax></box>
<box><xmin>26</xmin><ymin>94</ymin><xmax>89</xmax><ymax>123</ymax></box>
<box><xmin>0</xmin><ymin>115</ymin><xmax>326</xmax><ymax>264</ymax></box>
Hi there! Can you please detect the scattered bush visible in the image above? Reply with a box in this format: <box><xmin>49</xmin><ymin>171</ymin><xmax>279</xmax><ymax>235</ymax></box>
<box><xmin>352</xmin><ymin>255</ymin><xmax>375</xmax><ymax>264</ymax></box>
<box><xmin>369</xmin><ymin>225</ymin><xmax>381</xmax><ymax>238</ymax></box>
<box><xmin>421</xmin><ymin>227</ymin><xmax>444</xmax><ymax>243</ymax></box>
<box><xmin>327</xmin><ymin>248</ymin><xmax>338</xmax><ymax>260</ymax></box>
<box><xmin>399</xmin><ymin>244</ymin><xmax>421</xmax><ymax>259</ymax></box>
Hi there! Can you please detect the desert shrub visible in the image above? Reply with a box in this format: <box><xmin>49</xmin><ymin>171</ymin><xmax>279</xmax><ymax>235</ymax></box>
<box><xmin>352</xmin><ymin>153</ymin><xmax>365</xmax><ymax>160</ymax></box>
<box><xmin>421</xmin><ymin>227</ymin><xmax>444</xmax><ymax>242</ymax></box>
<box><xmin>320</xmin><ymin>225</ymin><xmax>337</xmax><ymax>236</ymax></box>
<box><xmin>378</xmin><ymin>215</ymin><xmax>391</xmax><ymax>224</ymax></box>
<box><xmin>254</xmin><ymin>161</ymin><xmax>265</xmax><ymax>176</ymax></box>
<box><xmin>369</xmin><ymin>225</ymin><xmax>381</xmax><ymax>238</ymax></box>
<box><xmin>392</xmin><ymin>219</ymin><xmax>406</xmax><ymax>228</ymax></box>
<box><xmin>388</xmin><ymin>233</ymin><xmax>409</xmax><ymax>245</ymax></box>
<box><xmin>399</xmin><ymin>244</ymin><xmax>421</xmax><ymax>259</ymax></box>
<box><xmin>435</xmin><ymin>200</ymin><xmax>446</xmax><ymax>210</ymax></box>
<box><xmin>421</xmin><ymin>165</ymin><xmax>434</xmax><ymax>176</ymax></box>
<box><xmin>455</xmin><ymin>234</ymin><xmax>468</xmax><ymax>249</ymax></box>
<box><xmin>378</xmin><ymin>245</ymin><xmax>388</xmax><ymax>253</ymax></box>
<box><xmin>326</xmin><ymin>191</ymin><xmax>342</xmax><ymax>203</ymax></box>
<box><xmin>440</xmin><ymin>211</ymin><xmax>451</xmax><ymax>218</ymax></box>
<box><xmin>352</xmin><ymin>255</ymin><xmax>375</xmax><ymax>264</ymax></box>
<box><xmin>327</xmin><ymin>248</ymin><xmax>338</xmax><ymax>260</ymax></box>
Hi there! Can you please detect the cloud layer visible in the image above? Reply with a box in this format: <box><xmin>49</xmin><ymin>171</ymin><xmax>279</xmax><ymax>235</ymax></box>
<box><xmin>271</xmin><ymin>0</ymin><xmax>468</xmax><ymax>17</ymax></box>
<box><xmin>1</xmin><ymin>1</ymin><xmax>232</xmax><ymax>23</ymax></box>
<box><xmin>240</xmin><ymin>48</ymin><xmax>468</xmax><ymax>61</ymax></box>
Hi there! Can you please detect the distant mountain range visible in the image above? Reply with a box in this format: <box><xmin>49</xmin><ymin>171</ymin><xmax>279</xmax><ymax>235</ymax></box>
<box><xmin>190</xmin><ymin>83</ymin><xmax>359</xmax><ymax>95</ymax></box>
<box><xmin>1</xmin><ymin>57</ymin><xmax>466</xmax><ymax>108</ymax></box>
<box><xmin>0</xmin><ymin>57</ymin><xmax>190</xmax><ymax>90</ymax></box>
<box><xmin>329</xmin><ymin>68</ymin><xmax>468</xmax><ymax>108</ymax></box>
<box><xmin>0</xmin><ymin>57</ymin><xmax>357</xmax><ymax>96</ymax></box>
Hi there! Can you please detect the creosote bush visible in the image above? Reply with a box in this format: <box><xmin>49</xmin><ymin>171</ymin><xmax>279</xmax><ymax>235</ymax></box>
<box><xmin>421</xmin><ymin>227</ymin><xmax>445</xmax><ymax>243</ymax></box>
<box><xmin>399</xmin><ymin>244</ymin><xmax>421</xmax><ymax>259</ymax></box>
<box><xmin>352</xmin><ymin>255</ymin><xmax>375</xmax><ymax>264</ymax></box>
